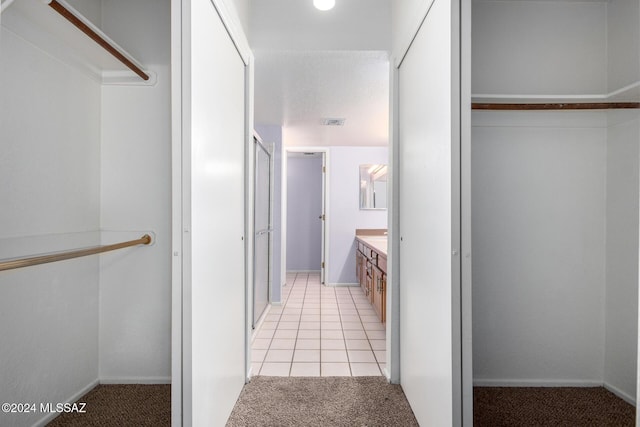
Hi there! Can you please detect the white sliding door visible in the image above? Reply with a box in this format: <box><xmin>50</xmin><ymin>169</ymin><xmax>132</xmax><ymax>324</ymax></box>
<box><xmin>253</xmin><ymin>138</ymin><xmax>271</xmax><ymax>327</ymax></box>
<box><xmin>174</xmin><ymin>0</ymin><xmax>249</xmax><ymax>424</ymax></box>
<box><xmin>397</xmin><ymin>0</ymin><xmax>463</xmax><ymax>425</ymax></box>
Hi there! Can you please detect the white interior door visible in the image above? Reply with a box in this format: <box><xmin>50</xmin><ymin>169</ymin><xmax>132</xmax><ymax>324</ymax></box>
<box><xmin>320</xmin><ymin>153</ymin><xmax>326</xmax><ymax>284</ymax></box>
<box><xmin>397</xmin><ymin>0</ymin><xmax>462</xmax><ymax>425</ymax></box>
<box><xmin>180</xmin><ymin>0</ymin><xmax>247</xmax><ymax>424</ymax></box>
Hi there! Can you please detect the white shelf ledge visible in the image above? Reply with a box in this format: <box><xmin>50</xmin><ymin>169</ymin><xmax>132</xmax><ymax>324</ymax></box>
<box><xmin>1</xmin><ymin>0</ymin><xmax>155</xmax><ymax>85</ymax></box>
<box><xmin>472</xmin><ymin>81</ymin><xmax>640</xmax><ymax>105</ymax></box>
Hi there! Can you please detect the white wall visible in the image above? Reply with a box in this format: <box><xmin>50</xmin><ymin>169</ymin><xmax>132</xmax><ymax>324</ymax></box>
<box><xmin>99</xmin><ymin>0</ymin><xmax>171</xmax><ymax>382</ymax></box>
<box><xmin>391</xmin><ymin>0</ymin><xmax>433</xmax><ymax>63</ymax></box>
<box><xmin>472</xmin><ymin>1</ymin><xmax>607</xmax><ymax>96</ymax></box>
<box><xmin>66</xmin><ymin>0</ymin><xmax>102</xmax><ymax>25</ymax></box>
<box><xmin>604</xmin><ymin>3</ymin><xmax>640</xmax><ymax>403</ymax></box>
<box><xmin>1</xmin><ymin>0</ymin><xmax>172</xmax><ymax>422</ymax></box>
<box><xmin>255</xmin><ymin>124</ymin><xmax>283</xmax><ymax>302</ymax></box>
<box><xmin>286</xmin><ymin>156</ymin><xmax>323</xmax><ymax>271</ymax></box>
<box><xmin>0</xmin><ymin>21</ymin><xmax>101</xmax><ymax>427</ymax></box>
<box><xmin>607</xmin><ymin>0</ymin><xmax>640</xmax><ymax>93</ymax></box>
<box><xmin>471</xmin><ymin>1</ymin><xmax>640</xmax><ymax>404</ymax></box>
<box><xmin>225</xmin><ymin>0</ymin><xmax>250</xmax><ymax>40</ymax></box>
<box><xmin>328</xmin><ymin>146</ymin><xmax>388</xmax><ymax>284</ymax></box>
<box><xmin>471</xmin><ymin>111</ymin><xmax>608</xmax><ymax>385</ymax></box>
<box><xmin>604</xmin><ymin>111</ymin><xmax>640</xmax><ymax>403</ymax></box>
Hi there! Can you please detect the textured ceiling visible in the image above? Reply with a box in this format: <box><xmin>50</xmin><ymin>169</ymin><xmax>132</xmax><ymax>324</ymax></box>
<box><xmin>250</xmin><ymin>0</ymin><xmax>391</xmax><ymax>147</ymax></box>
<box><xmin>254</xmin><ymin>50</ymin><xmax>390</xmax><ymax>147</ymax></box>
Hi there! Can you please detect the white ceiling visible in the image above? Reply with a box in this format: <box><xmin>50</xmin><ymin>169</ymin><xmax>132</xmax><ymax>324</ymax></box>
<box><xmin>249</xmin><ymin>0</ymin><xmax>391</xmax><ymax>51</ymax></box>
<box><xmin>250</xmin><ymin>0</ymin><xmax>391</xmax><ymax>147</ymax></box>
<box><xmin>254</xmin><ymin>50</ymin><xmax>390</xmax><ymax>147</ymax></box>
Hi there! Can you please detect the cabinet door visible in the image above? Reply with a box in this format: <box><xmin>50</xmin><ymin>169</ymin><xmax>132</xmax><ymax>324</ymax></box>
<box><xmin>380</xmin><ymin>272</ymin><xmax>386</xmax><ymax>323</ymax></box>
<box><xmin>364</xmin><ymin>259</ymin><xmax>373</xmax><ymax>300</ymax></box>
<box><xmin>372</xmin><ymin>266</ymin><xmax>385</xmax><ymax>322</ymax></box>
<box><xmin>356</xmin><ymin>250</ymin><xmax>363</xmax><ymax>284</ymax></box>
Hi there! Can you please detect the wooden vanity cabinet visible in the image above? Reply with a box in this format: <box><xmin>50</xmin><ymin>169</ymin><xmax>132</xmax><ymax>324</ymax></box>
<box><xmin>357</xmin><ymin>244</ymin><xmax>372</xmax><ymax>299</ymax></box>
<box><xmin>355</xmin><ymin>237</ymin><xmax>387</xmax><ymax>323</ymax></box>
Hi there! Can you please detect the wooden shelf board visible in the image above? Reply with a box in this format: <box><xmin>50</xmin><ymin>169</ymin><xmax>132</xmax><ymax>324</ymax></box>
<box><xmin>472</xmin><ymin>102</ymin><xmax>640</xmax><ymax>111</ymax></box>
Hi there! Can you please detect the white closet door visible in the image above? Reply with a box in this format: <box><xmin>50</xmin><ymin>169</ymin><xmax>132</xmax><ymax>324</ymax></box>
<box><xmin>398</xmin><ymin>0</ymin><xmax>462</xmax><ymax>425</ymax></box>
<box><xmin>183</xmin><ymin>0</ymin><xmax>246</xmax><ymax>424</ymax></box>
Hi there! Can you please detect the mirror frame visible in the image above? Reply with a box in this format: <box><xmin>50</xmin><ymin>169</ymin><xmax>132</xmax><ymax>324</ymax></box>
<box><xmin>359</xmin><ymin>164</ymin><xmax>388</xmax><ymax>210</ymax></box>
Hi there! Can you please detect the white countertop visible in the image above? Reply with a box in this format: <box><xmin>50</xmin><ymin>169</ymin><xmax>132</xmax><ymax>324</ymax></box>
<box><xmin>356</xmin><ymin>235</ymin><xmax>387</xmax><ymax>257</ymax></box>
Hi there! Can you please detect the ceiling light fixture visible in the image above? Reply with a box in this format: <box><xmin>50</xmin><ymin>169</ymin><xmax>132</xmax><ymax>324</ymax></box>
<box><xmin>313</xmin><ymin>0</ymin><xmax>335</xmax><ymax>11</ymax></box>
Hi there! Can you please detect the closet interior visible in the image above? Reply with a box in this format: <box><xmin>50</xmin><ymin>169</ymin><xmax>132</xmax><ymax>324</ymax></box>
<box><xmin>471</xmin><ymin>0</ymin><xmax>640</xmax><ymax>422</ymax></box>
<box><xmin>0</xmin><ymin>0</ymin><xmax>171</xmax><ymax>426</ymax></box>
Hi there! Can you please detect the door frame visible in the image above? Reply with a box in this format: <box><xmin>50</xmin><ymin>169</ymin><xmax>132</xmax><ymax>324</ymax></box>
<box><xmin>281</xmin><ymin>147</ymin><xmax>330</xmax><ymax>286</ymax></box>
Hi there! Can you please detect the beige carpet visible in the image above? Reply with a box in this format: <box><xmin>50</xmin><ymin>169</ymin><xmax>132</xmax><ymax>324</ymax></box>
<box><xmin>44</xmin><ymin>381</ymin><xmax>634</xmax><ymax>426</ymax></box>
<box><xmin>226</xmin><ymin>376</ymin><xmax>419</xmax><ymax>426</ymax></box>
<box><xmin>474</xmin><ymin>386</ymin><xmax>635</xmax><ymax>426</ymax></box>
<box><xmin>47</xmin><ymin>384</ymin><xmax>170</xmax><ymax>427</ymax></box>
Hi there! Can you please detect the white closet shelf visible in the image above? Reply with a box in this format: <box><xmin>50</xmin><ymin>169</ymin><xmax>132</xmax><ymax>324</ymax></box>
<box><xmin>472</xmin><ymin>81</ymin><xmax>640</xmax><ymax>108</ymax></box>
<box><xmin>1</xmin><ymin>0</ymin><xmax>155</xmax><ymax>85</ymax></box>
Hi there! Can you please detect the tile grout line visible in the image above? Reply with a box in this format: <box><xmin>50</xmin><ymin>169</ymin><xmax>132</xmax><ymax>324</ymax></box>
<box><xmin>309</xmin><ymin>272</ymin><xmax>321</xmax><ymax>375</ymax></box>
<box><xmin>257</xmin><ymin>274</ymin><xmax>291</xmax><ymax>375</ymax></box>
<box><xmin>337</xmin><ymin>286</ymin><xmax>353</xmax><ymax>376</ymax></box>
<box><xmin>349</xmin><ymin>286</ymin><xmax>368</xmax><ymax>374</ymax></box>
<box><xmin>288</xmin><ymin>272</ymin><xmax>308</xmax><ymax>376</ymax></box>
<box><xmin>350</xmin><ymin>286</ymin><xmax>382</xmax><ymax>375</ymax></box>
<box><xmin>260</xmin><ymin>271</ymin><xmax>296</xmax><ymax>375</ymax></box>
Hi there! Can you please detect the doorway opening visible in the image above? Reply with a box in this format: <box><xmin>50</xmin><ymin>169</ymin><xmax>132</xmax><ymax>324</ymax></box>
<box><xmin>248</xmin><ymin>15</ymin><xmax>392</xmax><ymax>383</ymax></box>
<box><xmin>283</xmin><ymin>150</ymin><xmax>327</xmax><ymax>285</ymax></box>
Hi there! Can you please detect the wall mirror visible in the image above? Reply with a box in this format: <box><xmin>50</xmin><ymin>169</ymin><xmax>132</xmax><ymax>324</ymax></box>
<box><xmin>359</xmin><ymin>164</ymin><xmax>388</xmax><ymax>210</ymax></box>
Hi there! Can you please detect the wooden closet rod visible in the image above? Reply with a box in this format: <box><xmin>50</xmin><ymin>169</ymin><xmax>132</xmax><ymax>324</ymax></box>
<box><xmin>47</xmin><ymin>0</ymin><xmax>150</xmax><ymax>81</ymax></box>
<box><xmin>472</xmin><ymin>102</ymin><xmax>640</xmax><ymax>111</ymax></box>
<box><xmin>0</xmin><ymin>234</ymin><xmax>152</xmax><ymax>272</ymax></box>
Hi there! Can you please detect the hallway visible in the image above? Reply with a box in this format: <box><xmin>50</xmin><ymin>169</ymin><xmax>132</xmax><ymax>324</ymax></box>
<box><xmin>251</xmin><ymin>272</ymin><xmax>386</xmax><ymax>377</ymax></box>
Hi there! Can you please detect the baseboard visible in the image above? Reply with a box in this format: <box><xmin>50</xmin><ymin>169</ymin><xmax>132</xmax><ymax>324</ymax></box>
<box><xmin>381</xmin><ymin>365</ymin><xmax>390</xmax><ymax>380</ymax></box>
<box><xmin>99</xmin><ymin>377</ymin><xmax>171</xmax><ymax>384</ymax></box>
<box><xmin>252</xmin><ymin>304</ymin><xmax>273</xmax><ymax>339</ymax></box>
<box><xmin>604</xmin><ymin>382</ymin><xmax>636</xmax><ymax>406</ymax></box>
<box><xmin>270</xmin><ymin>301</ymin><xmax>282</xmax><ymax>306</ymax></box>
<box><xmin>33</xmin><ymin>379</ymin><xmax>100</xmax><ymax>427</ymax></box>
<box><xmin>286</xmin><ymin>270</ymin><xmax>321</xmax><ymax>273</ymax></box>
<box><xmin>473</xmin><ymin>379</ymin><xmax>602</xmax><ymax>388</ymax></box>
<box><xmin>327</xmin><ymin>283</ymin><xmax>359</xmax><ymax>287</ymax></box>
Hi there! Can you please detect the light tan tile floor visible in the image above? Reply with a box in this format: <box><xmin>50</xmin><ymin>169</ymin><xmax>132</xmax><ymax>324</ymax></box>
<box><xmin>251</xmin><ymin>272</ymin><xmax>386</xmax><ymax>377</ymax></box>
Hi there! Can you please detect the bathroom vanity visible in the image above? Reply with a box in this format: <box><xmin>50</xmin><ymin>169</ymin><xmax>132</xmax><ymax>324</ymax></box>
<box><xmin>355</xmin><ymin>229</ymin><xmax>387</xmax><ymax>323</ymax></box>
